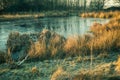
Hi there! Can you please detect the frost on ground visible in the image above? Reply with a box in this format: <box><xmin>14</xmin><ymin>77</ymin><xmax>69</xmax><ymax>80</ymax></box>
<box><xmin>0</xmin><ymin>52</ymin><xmax>120</xmax><ymax>80</ymax></box>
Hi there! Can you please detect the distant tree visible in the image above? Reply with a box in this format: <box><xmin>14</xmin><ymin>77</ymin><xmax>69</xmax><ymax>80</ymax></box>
<box><xmin>0</xmin><ymin>0</ymin><xmax>9</xmax><ymax>11</ymax></box>
<box><xmin>1</xmin><ymin>0</ymin><xmax>114</xmax><ymax>13</ymax></box>
<box><xmin>89</xmin><ymin>0</ymin><xmax>104</xmax><ymax>11</ymax></box>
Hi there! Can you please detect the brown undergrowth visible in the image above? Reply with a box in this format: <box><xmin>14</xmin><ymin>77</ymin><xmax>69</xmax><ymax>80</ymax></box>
<box><xmin>3</xmin><ymin>11</ymin><xmax>120</xmax><ymax>62</ymax></box>
<box><xmin>0</xmin><ymin>11</ymin><xmax>119</xmax><ymax>80</ymax></box>
<box><xmin>28</xmin><ymin>30</ymin><xmax>65</xmax><ymax>59</ymax></box>
<box><xmin>0</xmin><ymin>51</ymin><xmax>6</xmax><ymax>64</ymax></box>
<box><xmin>80</xmin><ymin>11</ymin><xmax>120</xmax><ymax>18</ymax></box>
<box><xmin>89</xmin><ymin>15</ymin><xmax>120</xmax><ymax>53</ymax></box>
<box><xmin>64</xmin><ymin>34</ymin><xmax>93</xmax><ymax>56</ymax></box>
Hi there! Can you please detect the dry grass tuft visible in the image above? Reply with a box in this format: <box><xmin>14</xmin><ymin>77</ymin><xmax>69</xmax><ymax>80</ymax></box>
<box><xmin>90</xmin><ymin>22</ymin><xmax>104</xmax><ymax>36</ymax></box>
<box><xmin>0</xmin><ymin>13</ymin><xmax>45</xmax><ymax>19</ymax></box>
<box><xmin>73</xmin><ymin>63</ymin><xmax>115</xmax><ymax>80</ymax></box>
<box><xmin>88</xmin><ymin>16</ymin><xmax>120</xmax><ymax>53</ymax></box>
<box><xmin>115</xmin><ymin>56</ymin><xmax>120</xmax><ymax>73</ymax></box>
<box><xmin>5</xmin><ymin>15</ymin><xmax>120</xmax><ymax>60</ymax></box>
<box><xmin>7</xmin><ymin>32</ymin><xmax>32</xmax><ymax>61</ymax></box>
<box><xmin>80</xmin><ymin>11</ymin><xmax>120</xmax><ymax>18</ymax></box>
<box><xmin>64</xmin><ymin>34</ymin><xmax>92</xmax><ymax>56</ymax></box>
<box><xmin>28</xmin><ymin>29</ymin><xmax>65</xmax><ymax>59</ymax></box>
<box><xmin>97</xmin><ymin>51</ymin><xmax>109</xmax><ymax>58</ymax></box>
<box><xmin>31</xmin><ymin>66</ymin><xmax>39</xmax><ymax>73</ymax></box>
<box><xmin>51</xmin><ymin>67</ymin><xmax>72</xmax><ymax>80</ymax></box>
<box><xmin>28</xmin><ymin>41</ymin><xmax>47</xmax><ymax>59</ymax></box>
<box><xmin>90</xmin><ymin>16</ymin><xmax>120</xmax><ymax>36</ymax></box>
<box><xmin>6</xmin><ymin>30</ymin><xmax>65</xmax><ymax>61</ymax></box>
<box><xmin>88</xmin><ymin>30</ymin><xmax>120</xmax><ymax>53</ymax></box>
<box><xmin>73</xmin><ymin>74</ymin><xmax>103</xmax><ymax>80</ymax></box>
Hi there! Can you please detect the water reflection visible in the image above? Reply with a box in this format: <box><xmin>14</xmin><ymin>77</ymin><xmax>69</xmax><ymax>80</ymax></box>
<box><xmin>0</xmin><ymin>16</ymin><xmax>109</xmax><ymax>50</ymax></box>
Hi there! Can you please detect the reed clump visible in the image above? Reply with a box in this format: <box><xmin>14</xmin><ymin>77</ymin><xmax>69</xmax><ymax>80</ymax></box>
<box><xmin>64</xmin><ymin>34</ymin><xmax>93</xmax><ymax>56</ymax></box>
<box><xmin>115</xmin><ymin>56</ymin><xmax>120</xmax><ymax>74</ymax></box>
<box><xmin>81</xmin><ymin>11</ymin><xmax>120</xmax><ymax>18</ymax></box>
<box><xmin>28</xmin><ymin>30</ymin><xmax>66</xmax><ymax>59</ymax></box>
<box><xmin>0</xmin><ymin>51</ymin><xmax>6</xmax><ymax>64</ymax></box>
<box><xmin>51</xmin><ymin>67</ymin><xmax>72</xmax><ymax>80</ymax></box>
<box><xmin>31</xmin><ymin>66</ymin><xmax>39</xmax><ymax>74</ymax></box>
<box><xmin>6</xmin><ymin>30</ymin><xmax>66</xmax><ymax>61</ymax></box>
<box><xmin>88</xmin><ymin>30</ymin><xmax>120</xmax><ymax>53</ymax></box>
<box><xmin>89</xmin><ymin>16</ymin><xmax>120</xmax><ymax>53</ymax></box>
<box><xmin>0</xmin><ymin>13</ymin><xmax>45</xmax><ymax>19</ymax></box>
<box><xmin>6</xmin><ymin>15</ymin><xmax>120</xmax><ymax>60</ymax></box>
<box><xmin>90</xmin><ymin>15</ymin><xmax>120</xmax><ymax>35</ymax></box>
<box><xmin>7</xmin><ymin>32</ymin><xmax>32</xmax><ymax>61</ymax></box>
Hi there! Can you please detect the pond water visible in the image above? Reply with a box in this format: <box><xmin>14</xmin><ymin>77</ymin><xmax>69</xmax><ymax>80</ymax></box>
<box><xmin>0</xmin><ymin>16</ymin><xmax>109</xmax><ymax>51</ymax></box>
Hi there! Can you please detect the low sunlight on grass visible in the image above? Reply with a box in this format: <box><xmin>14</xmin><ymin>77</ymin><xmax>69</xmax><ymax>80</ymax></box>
<box><xmin>6</xmin><ymin>15</ymin><xmax>120</xmax><ymax>60</ymax></box>
<box><xmin>51</xmin><ymin>67</ymin><xmax>72</xmax><ymax>80</ymax></box>
<box><xmin>80</xmin><ymin>11</ymin><xmax>120</xmax><ymax>18</ymax></box>
<box><xmin>1</xmin><ymin>10</ymin><xmax>120</xmax><ymax>80</ymax></box>
<box><xmin>64</xmin><ymin>35</ymin><xmax>92</xmax><ymax>56</ymax></box>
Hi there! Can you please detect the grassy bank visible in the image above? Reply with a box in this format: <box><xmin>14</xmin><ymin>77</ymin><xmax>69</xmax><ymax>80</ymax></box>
<box><xmin>0</xmin><ymin>12</ymin><xmax>117</xmax><ymax>63</ymax></box>
<box><xmin>80</xmin><ymin>11</ymin><xmax>120</xmax><ymax>18</ymax></box>
<box><xmin>0</xmin><ymin>10</ymin><xmax>76</xmax><ymax>20</ymax></box>
<box><xmin>0</xmin><ymin>11</ymin><xmax>120</xmax><ymax>62</ymax></box>
<box><xmin>0</xmin><ymin>51</ymin><xmax>120</xmax><ymax>80</ymax></box>
<box><xmin>0</xmin><ymin>11</ymin><xmax>120</xmax><ymax>80</ymax></box>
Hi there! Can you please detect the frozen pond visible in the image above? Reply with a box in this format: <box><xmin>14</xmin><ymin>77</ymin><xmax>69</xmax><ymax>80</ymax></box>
<box><xmin>0</xmin><ymin>16</ymin><xmax>109</xmax><ymax>51</ymax></box>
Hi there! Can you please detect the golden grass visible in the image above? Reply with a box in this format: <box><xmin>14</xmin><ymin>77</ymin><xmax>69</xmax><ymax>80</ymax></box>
<box><xmin>7</xmin><ymin>18</ymin><xmax>120</xmax><ymax>60</ymax></box>
<box><xmin>28</xmin><ymin>41</ymin><xmax>47</xmax><ymax>59</ymax></box>
<box><xmin>90</xmin><ymin>16</ymin><xmax>120</xmax><ymax>36</ymax></box>
<box><xmin>97</xmin><ymin>51</ymin><xmax>109</xmax><ymax>58</ymax></box>
<box><xmin>115</xmin><ymin>56</ymin><xmax>120</xmax><ymax>73</ymax></box>
<box><xmin>72</xmin><ymin>62</ymin><xmax>116</xmax><ymax>80</ymax></box>
<box><xmin>64</xmin><ymin>35</ymin><xmax>92</xmax><ymax>56</ymax></box>
<box><xmin>28</xmin><ymin>30</ymin><xmax>65</xmax><ymax>59</ymax></box>
<box><xmin>90</xmin><ymin>22</ymin><xmax>104</xmax><ymax>36</ymax></box>
<box><xmin>0</xmin><ymin>13</ymin><xmax>45</xmax><ymax>19</ymax></box>
<box><xmin>80</xmin><ymin>11</ymin><xmax>120</xmax><ymax>18</ymax></box>
<box><xmin>1</xmin><ymin>11</ymin><xmax>120</xmax><ymax>80</ymax></box>
<box><xmin>7</xmin><ymin>30</ymin><xmax>65</xmax><ymax>60</ymax></box>
<box><xmin>5</xmin><ymin>13</ymin><xmax>120</xmax><ymax>60</ymax></box>
<box><xmin>0</xmin><ymin>11</ymin><xmax>69</xmax><ymax>19</ymax></box>
<box><xmin>88</xmin><ymin>30</ymin><xmax>120</xmax><ymax>53</ymax></box>
<box><xmin>88</xmin><ymin>13</ymin><xmax>120</xmax><ymax>53</ymax></box>
<box><xmin>73</xmin><ymin>73</ymin><xmax>103</xmax><ymax>80</ymax></box>
<box><xmin>51</xmin><ymin>67</ymin><xmax>72</xmax><ymax>80</ymax></box>
<box><xmin>49</xmin><ymin>34</ymin><xmax>65</xmax><ymax>57</ymax></box>
<box><xmin>64</xmin><ymin>36</ymin><xmax>80</xmax><ymax>56</ymax></box>
<box><xmin>31</xmin><ymin>66</ymin><xmax>39</xmax><ymax>73</ymax></box>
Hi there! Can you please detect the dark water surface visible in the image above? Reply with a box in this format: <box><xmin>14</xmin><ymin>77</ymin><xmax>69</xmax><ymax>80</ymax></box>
<box><xmin>0</xmin><ymin>16</ymin><xmax>109</xmax><ymax>51</ymax></box>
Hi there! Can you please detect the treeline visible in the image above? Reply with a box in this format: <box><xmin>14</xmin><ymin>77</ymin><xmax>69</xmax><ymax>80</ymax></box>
<box><xmin>0</xmin><ymin>0</ymin><xmax>104</xmax><ymax>13</ymax></box>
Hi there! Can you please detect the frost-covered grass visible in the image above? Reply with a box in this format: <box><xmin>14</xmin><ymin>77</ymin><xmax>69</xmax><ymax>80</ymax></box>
<box><xmin>0</xmin><ymin>11</ymin><xmax>120</xmax><ymax>80</ymax></box>
<box><xmin>0</xmin><ymin>52</ymin><xmax>119</xmax><ymax>80</ymax></box>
